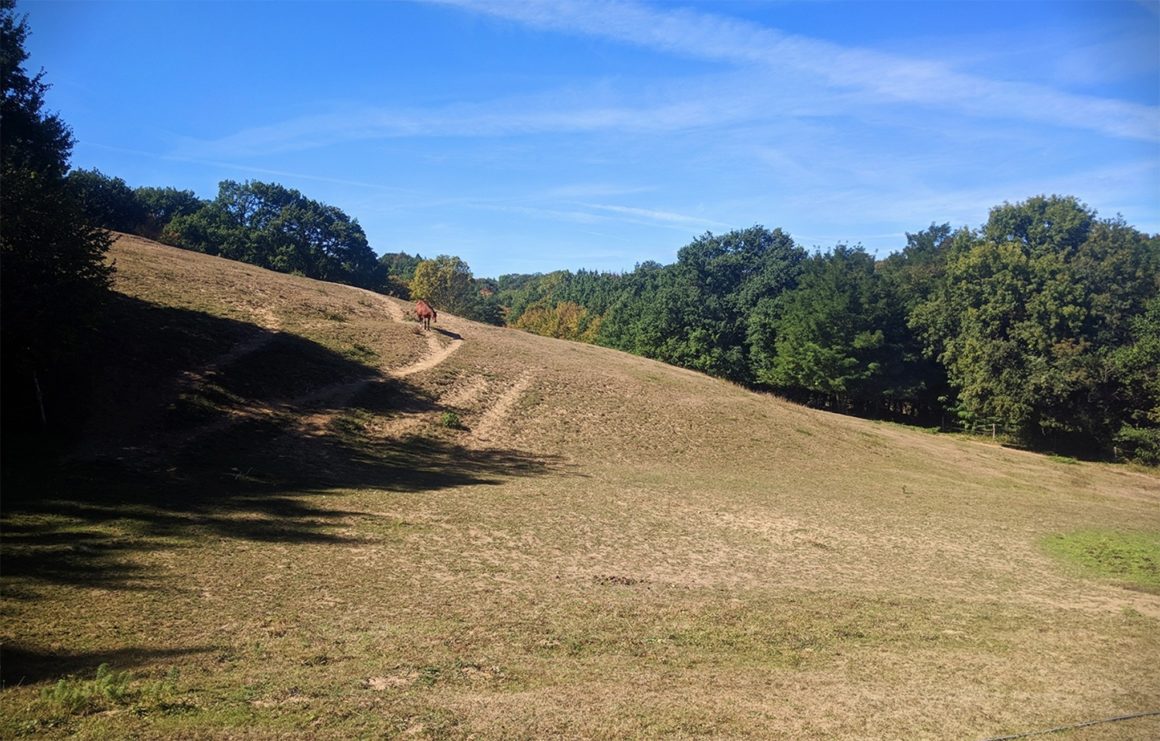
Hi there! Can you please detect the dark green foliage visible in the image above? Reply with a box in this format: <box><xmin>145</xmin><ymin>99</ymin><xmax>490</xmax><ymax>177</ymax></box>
<box><xmin>499</xmin><ymin>270</ymin><xmax>624</xmax><ymax>321</ymax></box>
<box><xmin>874</xmin><ymin>224</ymin><xmax>955</xmax><ymax>418</ymax></box>
<box><xmin>66</xmin><ymin>168</ymin><xmax>146</xmax><ymax>233</ymax></box>
<box><xmin>66</xmin><ymin>170</ymin><xmax>207</xmax><ymax>242</ymax></box>
<box><xmin>751</xmin><ymin>246</ymin><xmax>909</xmax><ymax>414</ymax></box>
<box><xmin>1109</xmin><ymin>296</ymin><xmax>1160</xmax><ymax>463</ymax></box>
<box><xmin>470</xmin><ymin>277</ymin><xmax>505</xmax><ymax>325</ymax></box>
<box><xmin>600</xmin><ymin>227</ymin><xmax>806</xmax><ymax>384</ymax></box>
<box><xmin>1</xmin><ymin>0</ymin><xmax>113</xmax><ymax>444</ymax></box>
<box><xmin>135</xmin><ymin>185</ymin><xmax>204</xmax><ymax>239</ymax></box>
<box><xmin>165</xmin><ymin>179</ymin><xmax>384</xmax><ymax>289</ymax></box>
<box><xmin>379</xmin><ymin>251</ymin><xmax>423</xmax><ymax>297</ymax></box>
<box><xmin>912</xmin><ymin>196</ymin><xmax>1159</xmax><ymax>454</ymax></box>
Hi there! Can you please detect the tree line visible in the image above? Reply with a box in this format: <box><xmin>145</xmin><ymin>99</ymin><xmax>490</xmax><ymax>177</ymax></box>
<box><xmin>494</xmin><ymin>206</ymin><xmax>1159</xmax><ymax>463</ymax></box>
<box><xmin>64</xmin><ymin>168</ymin><xmax>517</xmax><ymax>320</ymax></box>
<box><xmin>33</xmin><ymin>168</ymin><xmax>1160</xmax><ymax>464</ymax></box>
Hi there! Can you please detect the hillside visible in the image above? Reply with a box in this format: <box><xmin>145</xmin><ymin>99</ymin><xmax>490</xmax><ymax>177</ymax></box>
<box><xmin>2</xmin><ymin>234</ymin><xmax>1158</xmax><ymax>739</ymax></box>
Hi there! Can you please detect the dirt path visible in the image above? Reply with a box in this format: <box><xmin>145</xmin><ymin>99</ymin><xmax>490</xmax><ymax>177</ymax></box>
<box><xmin>170</xmin><ymin>288</ymin><xmax>463</xmax><ymax>447</ymax></box>
<box><xmin>389</xmin><ymin>331</ymin><xmax>463</xmax><ymax>379</ymax></box>
<box><xmin>469</xmin><ymin>372</ymin><xmax>533</xmax><ymax>446</ymax></box>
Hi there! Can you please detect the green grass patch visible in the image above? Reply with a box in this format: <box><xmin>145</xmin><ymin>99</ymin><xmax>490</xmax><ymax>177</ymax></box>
<box><xmin>40</xmin><ymin>663</ymin><xmax>134</xmax><ymax>715</ymax></box>
<box><xmin>1042</xmin><ymin>531</ymin><xmax>1160</xmax><ymax>592</ymax></box>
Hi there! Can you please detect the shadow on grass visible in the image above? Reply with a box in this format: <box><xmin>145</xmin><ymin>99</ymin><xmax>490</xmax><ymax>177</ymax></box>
<box><xmin>0</xmin><ymin>644</ymin><xmax>215</xmax><ymax>687</ymax></box>
<box><xmin>2</xmin><ymin>295</ymin><xmax>563</xmax><ymax>597</ymax></box>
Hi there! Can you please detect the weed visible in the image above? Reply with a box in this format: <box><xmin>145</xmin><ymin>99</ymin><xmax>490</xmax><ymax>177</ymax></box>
<box><xmin>40</xmin><ymin>663</ymin><xmax>132</xmax><ymax>716</ymax></box>
<box><xmin>439</xmin><ymin>411</ymin><xmax>464</xmax><ymax>429</ymax></box>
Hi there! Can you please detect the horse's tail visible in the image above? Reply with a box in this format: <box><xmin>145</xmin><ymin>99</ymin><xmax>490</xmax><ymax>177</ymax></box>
<box><xmin>432</xmin><ymin>309</ymin><xmax>437</xmax><ymax>323</ymax></box>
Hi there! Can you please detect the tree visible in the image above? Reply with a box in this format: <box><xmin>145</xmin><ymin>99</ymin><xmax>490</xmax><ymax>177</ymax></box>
<box><xmin>599</xmin><ymin>227</ymin><xmax>805</xmax><ymax>384</ymax></box>
<box><xmin>1109</xmin><ymin>295</ymin><xmax>1160</xmax><ymax>463</ymax></box>
<box><xmin>911</xmin><ymin>196</ymin><xmax>1158</xmax><ymax>452</ymax></box>
<box><xmin>66</xmin><ymin>167</ymin><xmax>146</xmax><ymax>233</ymax></box>
<box><xmin>513</xmin><ymin>301</ymin><xmax>602</xmax><ymax>342</ymax></box>
<box><xmin>754</xmin><ymin>246</ymin><xmax>903</xmax><ymax>412</ymax></box>
<box><xmin>165</xmin><ymin>180</ymin><xmax>382</xmax><ymax>288</ymax></box>
<box><xmin>669</xmin><ymin>226</ymin><xmax>805</xmax><ymax>383</ymax></box>
<box><xmin>379</xmin><ymin>251</ymin><xmax>423</xmax><ymax>297</ymax></box>
<box><xmin>874</xmin><ymin>224</ymin><xmax>955</xmax><ymax>420</ymax></box>
<box><xmin>410</xmin><ymin>255</ymin><xmax>476</xmax><ymax>315</ymax></box>
<box><xmin>135</xmin><ymin>185</ymin><xmax>204</xmax><ymax>239</ymax></box>
<box><xmin>1</xmin><ymin>0</ymin><xmax>113</xmax><ymax>440</ymax></box>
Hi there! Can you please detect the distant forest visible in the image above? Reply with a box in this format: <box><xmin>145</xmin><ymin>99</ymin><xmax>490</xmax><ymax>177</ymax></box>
<box><xmin>66</xmin><ymin>169</ymin><xmax>1159</xmax><ymax>463</ymax></box>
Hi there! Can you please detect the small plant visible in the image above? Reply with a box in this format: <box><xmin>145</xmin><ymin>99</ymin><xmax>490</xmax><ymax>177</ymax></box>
<box><xmin>41</xmin><ymin>663</ymin><xmax>133</xmax><ymax>715</ymax></box>
<box><xmin>439</xmin><ymin>411</ymin><xmax>464</xmax><ymax>429</ymax></box>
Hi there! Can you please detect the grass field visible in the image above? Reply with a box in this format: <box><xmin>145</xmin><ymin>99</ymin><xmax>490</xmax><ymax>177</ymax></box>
<box><xmin>2</xmin><ymin>234</ymin><xmax>1158</xmax><ymax>738</ymax></box>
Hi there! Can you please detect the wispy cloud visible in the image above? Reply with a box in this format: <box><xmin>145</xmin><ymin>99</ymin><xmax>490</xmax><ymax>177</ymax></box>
<box><xmin>434</xmin><ymin>0</ymin><xmax>1159</xmax><ymax>143</ymax></box>
<box><xmin>582</xmin><ymin>202</ymin><xmax>730</xmax><ymax>229</ymax></box>
<box><xmin>171</xmin><ymin>78</ymin><xmax>756</xmax><ymax>157</ymax></box>
<box><xmin>462</xmin><ymin>198</ymin><xmax>729</xmax><ymax>232</ymax></box>
<box><xmin>179</xmin><ymin>0</ymin><xmax>1157</xmax><ymax>161</ymax></box>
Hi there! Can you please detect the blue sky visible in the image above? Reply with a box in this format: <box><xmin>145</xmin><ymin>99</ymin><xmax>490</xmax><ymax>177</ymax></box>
<box><xmin>19</xmin><ymin>0</ymin><xmax>1160</xmax><ymax>277</ymax></box>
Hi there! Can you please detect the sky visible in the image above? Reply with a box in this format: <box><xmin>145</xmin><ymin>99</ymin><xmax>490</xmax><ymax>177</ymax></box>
<box><xmin>18</xmin><ymin>0</ymin><xmax>1160</xmax><ymax>278</ymax></box>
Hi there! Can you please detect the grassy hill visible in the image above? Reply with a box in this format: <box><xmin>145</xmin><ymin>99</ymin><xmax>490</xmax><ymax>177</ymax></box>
<box><xmin>2</xmin><ymin>234</ymin><xmax>1158</xmax><ymax>738</ymax></box>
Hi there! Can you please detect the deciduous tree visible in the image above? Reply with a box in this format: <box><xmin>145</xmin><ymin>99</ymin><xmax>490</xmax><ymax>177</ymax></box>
<box><xmin>912</xmin><ymin>196</ymin><xmax>1158</xmax><ymax>452</ymax></box>
<box><xmin>410</xmin><ymin>255</ymin><xmax>476</xmax><ymax>315</ymax></box>
<box><xmin>1</xmin><ymin>0</ymin><xmax>113</xmax><ymax>439</ymax></box>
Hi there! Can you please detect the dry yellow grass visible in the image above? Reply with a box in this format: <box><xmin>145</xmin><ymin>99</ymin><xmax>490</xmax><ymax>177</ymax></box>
<box><xmin>2</xmin><ymin>235</ymin><xmax>1158</xmax><ymax>739</ymax></box>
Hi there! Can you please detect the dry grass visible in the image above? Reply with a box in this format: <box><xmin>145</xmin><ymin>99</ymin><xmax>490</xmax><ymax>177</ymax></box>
<box><xmin>2</xmin><ymin>235</ymin><xmax>1158</xmax><ymax>739</ymax></box>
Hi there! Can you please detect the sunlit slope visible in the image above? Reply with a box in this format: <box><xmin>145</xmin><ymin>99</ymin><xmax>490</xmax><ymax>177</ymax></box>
<box><xmin>3</xmin><ymin>233</ymin><xmax>1157</xmax><ymax>739</ymax></box>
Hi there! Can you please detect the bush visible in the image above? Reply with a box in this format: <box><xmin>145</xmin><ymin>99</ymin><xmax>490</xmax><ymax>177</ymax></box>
<box><xmin>1114</xmin><ymin>425</ymin><xmax>1160</xmax><ymax>466</ymax></box>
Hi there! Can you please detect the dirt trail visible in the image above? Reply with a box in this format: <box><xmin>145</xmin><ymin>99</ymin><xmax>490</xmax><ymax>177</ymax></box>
<box><xmin>171</xmin><ymin>288</ymin><xmax>463</xmax><ymax>447</ymax></box>
<box><xmin>469</xmin><ymin>372</ymin><xmax>534</xmax><ymax>446</ymax></box>
<box><xmin>440</xmin><ymin>376</ymin><xmax>489</xmax><ymax>409</ymax></box>
<box><xmin>389</xmin><ymin>331</ymin><xmax>462</xmax><ymax>379</ymax></box>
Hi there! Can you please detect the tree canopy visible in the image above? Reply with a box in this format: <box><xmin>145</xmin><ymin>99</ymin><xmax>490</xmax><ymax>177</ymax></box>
<box><xmin>912</xmin><ymin>196</ymin><xmax>1159</xmax><ymax>452</ymax></box>
<box><xmin>164</xmin><ymin>180</ymin><xmax>383</xmax><ymax>289</ymax></box>
<box><xmin>410</xmin><ymin>255</ymin><xmax>477</xmax><ymax>315</ymax></box>
<box><xmin>494</xmin><ymin>204</ymin><xmax>1157</xmax><ymax>461</ymax></box>
<box><xmin>1</xmin><ymin>0</ymin><xmax>113</xmax><ymax>442</ymax></box>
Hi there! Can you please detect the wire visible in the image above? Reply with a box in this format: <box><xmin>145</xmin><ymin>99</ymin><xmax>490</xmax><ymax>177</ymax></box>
<box><xmin>979</xmin><ymin>710</ymin><xmax>1160</xmax><ymax>741</ymax></box>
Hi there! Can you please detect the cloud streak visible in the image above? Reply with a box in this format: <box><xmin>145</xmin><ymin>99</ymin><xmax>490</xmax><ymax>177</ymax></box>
<box><xmin>178</xmin><ymin>0</ymin><xmax>1157</xmax><ymax>163</ymax></box>
<box><xmin>435</xmin><ymin>0</ymin><xmax>1159</xmax><ymax>142</ymax></box>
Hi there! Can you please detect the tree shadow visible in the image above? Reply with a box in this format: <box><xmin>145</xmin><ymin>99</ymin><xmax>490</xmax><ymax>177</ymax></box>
<box><xmin>2</xmin><ymin>295</ymin><xmax>564</xmax><ymax>598</ymax></box>
<box><xmin>0</xmin><ymin>644</ymin><xmax>216</xmax><ymax>687</ymax></box>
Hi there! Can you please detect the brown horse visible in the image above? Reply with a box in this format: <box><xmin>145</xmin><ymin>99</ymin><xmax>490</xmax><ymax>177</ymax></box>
<box><xmin>415</xmin><ymin>299</ymin><xmax>437</xmax><ymax>330</ymax></box>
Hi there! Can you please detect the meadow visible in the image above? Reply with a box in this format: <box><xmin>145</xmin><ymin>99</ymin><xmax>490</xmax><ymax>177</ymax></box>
<box><xmin>2</xmin><ymin>235</ymin><xmax>1158</xmax><ymax>739</ymax></box>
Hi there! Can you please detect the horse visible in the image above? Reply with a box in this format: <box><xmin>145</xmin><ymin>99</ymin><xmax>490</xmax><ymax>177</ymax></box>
<box><xmin>415</xmin><ymin>299</ymin><xmax>437</xmax><ymax>330</ymax></box>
